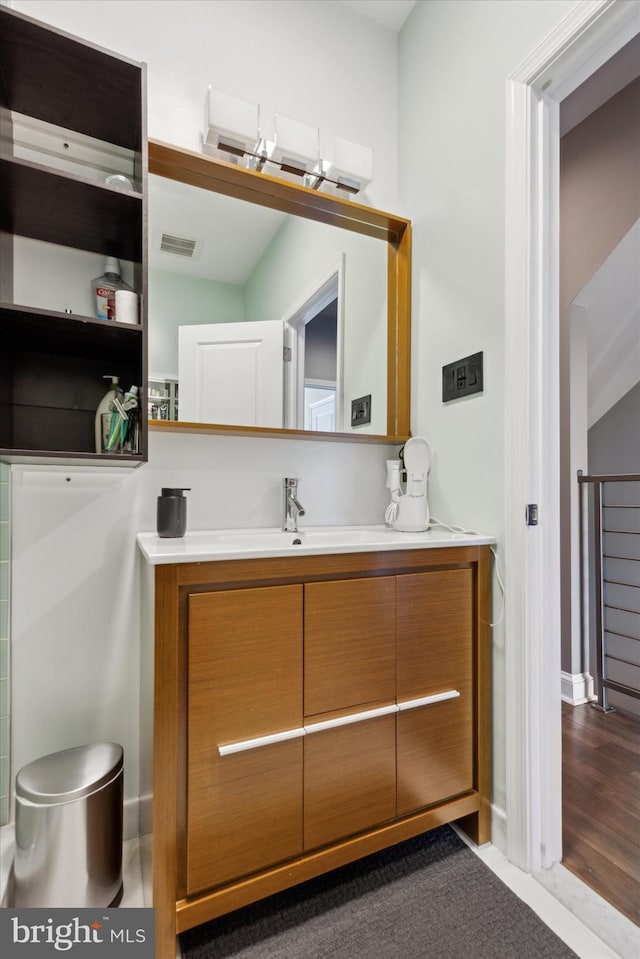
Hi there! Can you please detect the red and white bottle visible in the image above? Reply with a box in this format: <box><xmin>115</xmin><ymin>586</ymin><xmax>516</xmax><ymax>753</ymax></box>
<box><xmin>92</xmin><ymin>257</ymin><xmax>134</xmax><ymax>321</ymax></box>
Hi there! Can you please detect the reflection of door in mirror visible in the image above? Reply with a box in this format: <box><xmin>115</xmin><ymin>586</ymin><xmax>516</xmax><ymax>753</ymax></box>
<box><xmin>179</xmin><ymin>320</ymin><xmax>283</xmax><ymax>426</ymax></box>
<box><xmin>305</xmin><ymin>387</ymin><xmax>336</xmax><ymax>431</ymax></box>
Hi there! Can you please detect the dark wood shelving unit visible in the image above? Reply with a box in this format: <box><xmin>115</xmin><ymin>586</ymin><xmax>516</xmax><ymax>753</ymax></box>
<box><xmin>0</xmin><ymin>8</ymin><xmax>143</xmax><ymax>151</ymax></box>
<box><xmin>0</xmin><ymin>158</ymin><xmax>144</xmax><ymax>261</ymax></box>
<box><xmin>0</xmin><ymin>5</ymin><xmax>147</xmax><ymax>465</ymax></box>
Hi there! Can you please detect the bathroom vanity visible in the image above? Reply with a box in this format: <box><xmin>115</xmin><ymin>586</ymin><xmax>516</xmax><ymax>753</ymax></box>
<box><xmin>138</xmin><ymin>529</ymin><xmax>493</xmax><ymax>959</ymax></box>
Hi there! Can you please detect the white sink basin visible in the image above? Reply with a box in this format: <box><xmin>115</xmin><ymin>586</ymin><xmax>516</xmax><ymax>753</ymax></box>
<box><xmin>213</xmin><ymin>527</ymin><xmax>391</xmax><ymax>548</ymax></box>
<box><xmin>137</xmin><ymin>525</ymin><xmax>494</xmax><ymax>565</ymax></box>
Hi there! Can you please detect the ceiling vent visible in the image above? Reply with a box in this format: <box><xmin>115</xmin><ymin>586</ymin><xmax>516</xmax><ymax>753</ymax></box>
<box><xmin>159</xmin><ymin>232</ymin><xmax>203</xmax><ymax>259</ymax></box>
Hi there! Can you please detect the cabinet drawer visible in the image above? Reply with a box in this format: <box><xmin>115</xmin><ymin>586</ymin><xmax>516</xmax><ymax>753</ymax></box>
<box><xmin>397</xmin><ymin>687</ymin><xmax>473</xmax><ymax>815</ymax></box>
<box><xmin>187</xmin><ymin>585</ymin><xmax>303</xmax><ymax>892</ymax></box>
<box><xmin>188</xmin><ymin>585</ymin><xmax>303</xmax><ymax>748</ymax></box>
<box><xmin>187</xmin><ymin>739</ymin><xmax>303</xmax><ymax>893</ymax></box>
<box><xmin>397</xmin><ymin>569</ymin><xmax>473</xmax><ymax>700</ymax></box>
<box><xmin>304</xmin><ymin>713</ymin><xmax>396</xmax><ymax>849</ymax></box>
<box><xmin>304</xmin><ymin>577</ymin><xmax>396</xmax><ymax>716</ymax></box>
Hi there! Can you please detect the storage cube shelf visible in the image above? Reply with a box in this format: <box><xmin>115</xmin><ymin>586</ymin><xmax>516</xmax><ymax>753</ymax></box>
<box><xmin>0</xmin><ymin>6</ymin><xmax>148</xmax><ymax>465</ymax></box>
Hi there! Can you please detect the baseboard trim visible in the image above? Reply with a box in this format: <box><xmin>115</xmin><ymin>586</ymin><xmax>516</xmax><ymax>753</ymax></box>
<box><xmin>491</xmin><ymin>803</ymin><xmax>507</xmax><ymax>854</ymax></box>
<box><xmin>561</xmin><ymin>671</ymin><xmax>595</xmax><ymax>706</ymax></box>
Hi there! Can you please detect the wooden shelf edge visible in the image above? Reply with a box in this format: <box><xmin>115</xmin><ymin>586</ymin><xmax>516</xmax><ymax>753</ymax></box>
<box><xmin>149</xmin><ymin>419</ymin><xmax>408</xmax><ymax>446</ymax></box>
<box><xmin>0</xmin><ymin>301</ymin><xmax>143</xmax><ymax>332</ymax></box>
<box><xmin>0</xmin><ymin>154</ymin><xmax>144</xmax><ymax>198</ymax></box>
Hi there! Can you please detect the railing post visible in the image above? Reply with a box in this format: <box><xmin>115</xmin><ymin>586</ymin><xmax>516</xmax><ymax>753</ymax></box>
<box><xmin>592</xmin><ymin>479</ymin><xmax>614</xmax><ymax>713</ymax></box>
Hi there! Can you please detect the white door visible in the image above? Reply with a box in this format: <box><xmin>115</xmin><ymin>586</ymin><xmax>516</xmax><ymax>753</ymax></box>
<box><xmin>305</xmin><ymin>388</ymin><xmax>336</xmax><ymax>432</ymax></box>
<box><xmin>178</xmin><ymin>320</ymin><xmax>283</xmax><ymax>427</ymax></box>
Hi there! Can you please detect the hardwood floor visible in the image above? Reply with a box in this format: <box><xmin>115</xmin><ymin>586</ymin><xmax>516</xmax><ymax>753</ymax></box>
<box><xmin>562</xmin><ymin>701</ymin><xmax>640</xmax><ymax>925</ymax></box>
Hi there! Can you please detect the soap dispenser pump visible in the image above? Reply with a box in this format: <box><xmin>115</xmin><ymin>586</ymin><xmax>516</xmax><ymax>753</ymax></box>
<box><xmin>157</xmin><ymin>488</ymin><xmax>191</xmax><ymax>538</ymax></box>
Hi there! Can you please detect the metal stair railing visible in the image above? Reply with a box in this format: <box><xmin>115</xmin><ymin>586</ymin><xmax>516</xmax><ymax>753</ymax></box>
<box><xmin>578</xmin><ymin>471</ymin><xmax>640</xmax><ymax>713</ymax></box>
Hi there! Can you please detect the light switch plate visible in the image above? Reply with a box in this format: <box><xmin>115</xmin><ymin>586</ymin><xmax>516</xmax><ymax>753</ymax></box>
<box><xmin>442</xmin><ymin>352</ymin><xmax>483</xmax><ymax>402</ymax></box>
<box><xmin>351</xmin><ymin>394</ymin><xmax>371</xmax><ymax>426</ymax></box>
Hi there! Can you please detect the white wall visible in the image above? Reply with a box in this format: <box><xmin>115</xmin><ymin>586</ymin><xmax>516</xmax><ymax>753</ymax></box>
<box><xmin>149</xmin><ymin>268</ymin><xmax>245</xmax><ymax>377</ymax></box>
<box><xmin>244</xmin><ymin>216</ymin><xmax>387</xmax><ymax>433</ymax></box>
<box><xmin>397</xmin><ymin>0</ymin><xmax>577</xmax><ymax>818</ymax></box>
<box><xmin>9</xmin><ymin>0</ymin><xmax>400</xmax><ymax>830</ymax></box>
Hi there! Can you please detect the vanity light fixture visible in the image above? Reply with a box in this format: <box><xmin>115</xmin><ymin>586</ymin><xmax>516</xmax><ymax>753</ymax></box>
<box><xmin>203</xmin><ymin>88</ymin><xmax>373</xmax><ymax>194</ymax></box>
<box><xmin>323</xmin><ymin>136</ymin><xmax>373</xmax><ymax>195</ymax></box>
<box><xmin>266</xmin><ymin>113</ymin><xmax>320</xmax><ymax>177</ymax></box>
<box><xmin>204</xmin><ymin>88</ymin><xmax>260</xmax><ymax>158</ymax></box>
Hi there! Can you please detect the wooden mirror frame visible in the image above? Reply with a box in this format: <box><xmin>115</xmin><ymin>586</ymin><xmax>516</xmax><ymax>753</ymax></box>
<box><xmin>147</xmin><ymin>138</ymin><xmax>411</xmax><ymax>444</ymax></box>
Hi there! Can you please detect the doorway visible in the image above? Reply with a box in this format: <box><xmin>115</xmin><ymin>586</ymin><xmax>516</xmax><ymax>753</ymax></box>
<box><xmin>283</xmin><ymin>256</ymin><xmax>345</xmax><ymax>432</ymax></box>
<box><xmin>504</xmin><ymin>0</ymin><xmax>640</xmax><ymax>878</ymax></box>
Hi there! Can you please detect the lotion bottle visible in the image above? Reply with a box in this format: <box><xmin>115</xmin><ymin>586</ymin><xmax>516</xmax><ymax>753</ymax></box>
<box><xmin>95</xmin><ymin>375</ymin><xmax>121</xmax><ymax>453</ymax></box>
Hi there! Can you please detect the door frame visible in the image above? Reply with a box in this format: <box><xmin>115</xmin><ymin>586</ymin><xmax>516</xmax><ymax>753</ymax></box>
<box><xmin>283</xmin><ymin>256</ymin><xmax>345</xmax><ymax>431</ymax></box>
<box><xmin>504</xmin><ymin>0</ymin><xmax>640</xmax><ymax>872</ymax></box>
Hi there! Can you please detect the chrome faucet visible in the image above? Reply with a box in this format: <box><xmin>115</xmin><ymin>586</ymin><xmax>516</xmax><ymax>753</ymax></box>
<box><xmin>283</xmin><ymin>477</ymin><xmax>305</xmax><ymax>532</ymax></box>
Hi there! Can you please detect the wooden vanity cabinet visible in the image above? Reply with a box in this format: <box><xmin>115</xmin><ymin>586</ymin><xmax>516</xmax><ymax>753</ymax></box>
<box><xmin>303</xmin><ymin>576</ymin><xmax>397</xmax><ymax>847</ymax></box>
<box><xmin>304</xmin><ymin>577</ymin><xmax>397</xmax><ymax>715</ymax></box>
<box><xmin>151</xmin><ymin>545</ymin><xmax>491</xmax><ymax>959</ymax></box>
<box><xmin>186</xmin><ymin>585</ymin><xmax>303</xmax><ymax>893</ymax></box>
<box><xmin>304</xmin><ymin>712</ymin><xmax>397</xmax><ymax>849</ymax></box>
<box><xmin>397</xmin><ymin>569</ymin><xmax>475</xmax><ymax>814</ymax></box>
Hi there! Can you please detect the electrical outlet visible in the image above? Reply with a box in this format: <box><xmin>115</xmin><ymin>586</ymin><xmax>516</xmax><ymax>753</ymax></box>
<box><xmin>351</xmin><ymin>394</ymin><xmax>371</xmax><ymax>427</ymax></box>
<box><xmin>442</xmin><ymin>351</ymin><xmax>483</xmax><ymax>402</ymax></box>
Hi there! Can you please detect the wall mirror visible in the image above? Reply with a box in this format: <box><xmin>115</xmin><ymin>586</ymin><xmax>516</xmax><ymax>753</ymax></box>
<box><xmin>147</xmin><ymin>139</ymin><xmax>411</xmax><ymax>443</ymax></box>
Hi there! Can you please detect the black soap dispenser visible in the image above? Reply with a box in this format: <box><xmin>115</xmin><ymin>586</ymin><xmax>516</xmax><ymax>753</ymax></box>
<box><xmin>157</xmin><ymin>488</ymin><xmax>190</xmax><ymax>538</ymax></box>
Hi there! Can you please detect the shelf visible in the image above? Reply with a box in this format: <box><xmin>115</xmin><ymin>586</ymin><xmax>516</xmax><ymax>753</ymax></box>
<box><xmin>0</xmin><ymin>157</ymin><xmax>143</xmax><ymax>261</ymax></box>
<box><xmin>0</xmin><ymin>449</ymin><xmax>145</xmax><ymax>467</ymax></box>
<box><xmin>0</xmin><ymin>303</ymin><xmax>142</xmax><ymax>358</ymax></box>
<box><xmin>0</xmin><ymin>332</ymin><xmax>143</xmax><ymax>459</ymax></box>
<box><xmin>0</xmin><ymin>7</ymin><xmax>143</xmax><ymax>152</ymax></box>
<box><xmin>0</xmin><ymin>5</ymin><xmax>148</xmax><ymax>466</ymax></box>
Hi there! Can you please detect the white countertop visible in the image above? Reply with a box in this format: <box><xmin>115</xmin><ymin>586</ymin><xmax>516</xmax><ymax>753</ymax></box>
<box><xmin>137</xmin><ymin>525</ymin><xmax>494</xmax><ymax>565</ymax></box>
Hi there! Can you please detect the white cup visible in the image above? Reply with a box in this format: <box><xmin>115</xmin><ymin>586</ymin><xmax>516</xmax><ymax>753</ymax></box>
<box><xmin>115</xmin><ymin>290</ymin><xmax>139</xmax><ymax>325</ymax></box>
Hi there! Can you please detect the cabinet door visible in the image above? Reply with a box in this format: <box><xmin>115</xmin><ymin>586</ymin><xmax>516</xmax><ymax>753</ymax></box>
<box><xmin>396</xmin><ymin>569</ymin><xmax>474</xmax><ymax>815</ymax></box>
<box><xmin>304</xmin><ymin>714</ymin><xmax>396</xmax><ymax>849</ymax></box>
<box><xmin>304</xmin><ymin>577</ymin><xmax>396</xmax><ymax>717</ymax></box>
<box><xmin>187</xmin><ymin>585</ymin><xmax>303</xmax><ymax>893</ymax></box>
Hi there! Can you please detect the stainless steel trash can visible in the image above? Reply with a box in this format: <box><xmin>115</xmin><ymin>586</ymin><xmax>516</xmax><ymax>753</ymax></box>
<box><xmin>14</xmin><ymin>743</ymin><xmax>124</xmax><ymax>908</ymax></box>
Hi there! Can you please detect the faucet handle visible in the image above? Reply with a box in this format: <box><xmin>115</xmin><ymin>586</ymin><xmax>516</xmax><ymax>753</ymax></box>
<box><xmin>284</xmin><ymin>476</ymin><xmax>299</xmax><ymax>489</ymax></box>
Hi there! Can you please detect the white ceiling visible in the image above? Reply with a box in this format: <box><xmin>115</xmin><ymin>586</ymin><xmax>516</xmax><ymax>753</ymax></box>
<box><xmin>339</xmin><ymin>0</ymin><xmax>417</xmax><ymax>32</ymax></box>
<box><xmin>560</xmin><ymin>32</ymin><xmax>640</xmax><ymax>136</ymax></box>
<box><xmin>149</xmin><ymin>174</ymin><xmax>286</xmax><ymax>284</ymax></box>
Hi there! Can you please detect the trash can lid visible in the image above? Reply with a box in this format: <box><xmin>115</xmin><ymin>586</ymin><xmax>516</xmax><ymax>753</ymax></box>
<box><xmin>16</xmin><ymin>743</ymin><xmax>123</xmax><ymax>804</ymax></box>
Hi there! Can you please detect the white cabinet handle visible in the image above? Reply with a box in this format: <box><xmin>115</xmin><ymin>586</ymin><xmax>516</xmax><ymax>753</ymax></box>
<box><xmin>304</xmin><ymin>703</ymin><xmax>398</xmax><ymax>734</ymax></box>
<box><xmin>218</xmin><ymin>691</ymin><xmax>460</xmax><ymax>755</ymax></box>
<box><xmin>397</xmin><ymin>690</ymin><xmax>460</xmax><ymax>711</ymax></box>
<box><xmin>218</xmin><ymin>727</ymin><xmax>305</xmax><ymax>756</ymax></box>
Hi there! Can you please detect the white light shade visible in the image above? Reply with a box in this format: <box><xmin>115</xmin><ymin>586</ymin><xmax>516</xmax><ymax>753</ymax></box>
<box><xmin>328</xmin><ymin>136</ymin><xmax>373</xmax><ymax>193</ymax></box>
<box><xmin>270</xmin><ymin>114</ymin><xmax>319</xmax><ymax>175</ymax></box>
<box><xmin>205</xmin><ymin>88</ymin><xmax>259</xmax><ymax>155</ymax></box>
